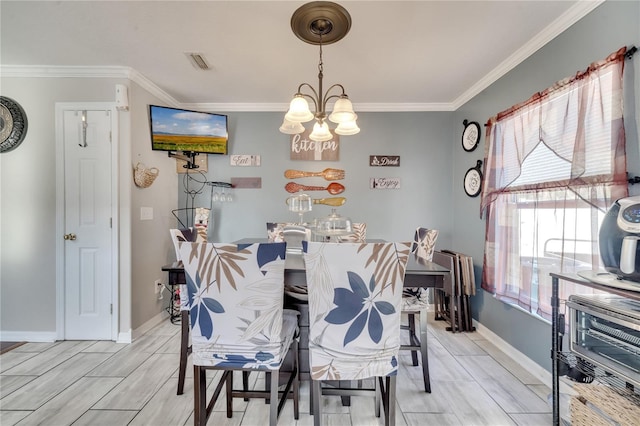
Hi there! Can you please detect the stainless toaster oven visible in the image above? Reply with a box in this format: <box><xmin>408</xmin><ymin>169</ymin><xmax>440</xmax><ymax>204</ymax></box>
<box><xmin>567</xmin><ymin>294</ymin><xmax>640</xmax><ymax>387</ymax></box>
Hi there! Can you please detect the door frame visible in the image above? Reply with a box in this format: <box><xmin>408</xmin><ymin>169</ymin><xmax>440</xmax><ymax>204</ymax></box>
<box><xmin>55</xmin><ymin>102</ymin><xmax>120</xmax><ymax>341</ymax></box>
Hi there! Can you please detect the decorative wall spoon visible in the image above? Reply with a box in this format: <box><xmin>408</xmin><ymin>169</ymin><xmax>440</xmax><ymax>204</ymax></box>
<box><xmin>285</xmin><ymin>182</ymin><xmax>345</xmax><ymax>195</ymax></box>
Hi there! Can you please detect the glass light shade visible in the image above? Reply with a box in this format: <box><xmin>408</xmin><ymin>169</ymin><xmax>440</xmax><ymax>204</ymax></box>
<box><xmin>279</xmin><ymin>118</ymin><xmax>305</xmax><ymax>134</ymax></box>
<box><xmin>335</xmin><ymin>116</ymin><xmax>360</xmax><ymax>135</ymax></box>
<box><xmin>284</xmin><ymin>95</ymin><xmax>314</xmax><ymax>123</ymax></box>
<box><xmin>309</xmin><ymin>121</ymin><xmax>333</xmax><ymax>142</ymax></box>
<box><xmin>328</xmin><ymin>97</ymin><xmax>356</xmax><ymax>123</ymax></box>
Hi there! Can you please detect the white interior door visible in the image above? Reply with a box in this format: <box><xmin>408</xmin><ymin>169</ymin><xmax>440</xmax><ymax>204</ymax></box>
<box><xmin>62</xmin><ymin>109</ymin><xmax>113</xmax><ymax>340</ymax></box>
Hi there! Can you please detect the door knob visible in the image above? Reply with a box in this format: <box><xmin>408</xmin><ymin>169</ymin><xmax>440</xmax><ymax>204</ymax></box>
<box><xmin>64</xmin><ymin>233</ymin><xmax>77</xmax><ymax>241</ymax></box>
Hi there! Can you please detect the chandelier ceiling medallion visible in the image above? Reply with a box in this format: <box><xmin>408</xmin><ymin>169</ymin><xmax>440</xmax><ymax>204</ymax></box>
<box><xmin>280</xmin><ymin>1</ymin><xmax>359</xmax><ymax>142</ymax></box>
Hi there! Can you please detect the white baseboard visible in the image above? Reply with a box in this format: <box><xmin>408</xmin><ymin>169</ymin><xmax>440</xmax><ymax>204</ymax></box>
<box><xmin>0</xmin><ymin>331</ymin><xmax>57</xmax><ymax>342</ymax></box>
<box><xmin>131</xmin><ymin>311</ymin><xmax>168</xmax><ymax>341</ymax></box>
<box><xmin>117</xmin><ymin>330</ymin><xmax>132</xmax><ymax>344</ymax></box>
<box><xmin>473</xmin><ymin>318</ymin><xmax>576</xmax><ymax>396</ymax></box>
<box><xmin>1</xmin><ymin>311</ymin><xmax>166</xmax><ymax>344</ymax></box>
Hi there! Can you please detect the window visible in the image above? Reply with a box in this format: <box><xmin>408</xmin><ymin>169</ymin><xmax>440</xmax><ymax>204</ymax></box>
<box><xmin>480</xmin><ymin>47</ymin><xmax>629</xmax><ymax>320</ymax></box>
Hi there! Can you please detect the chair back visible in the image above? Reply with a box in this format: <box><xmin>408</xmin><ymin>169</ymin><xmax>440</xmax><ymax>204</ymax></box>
<box><xmin>411</xmin><ymin>227</ymin><xmax>439</xmax><ymax>261</ymax></box>
<box><xmin>170</xmin><ymin>228</ymin><xmax>199</xmax><ymax>311</ymax></box>
<box><xmin>283</xmin><ymin>224</ymin><xmax>310</xmax><ymax>252</ymax></box>
<box><xmin>326</xmin><ymin>222</ymin><xmax>367</xmax><ymax>243</ymax></box>
<box><xmin>267</xmin><ymin>222</ymin><xmax>295</xmax><ymax>242</ymax></box>
<box><xmin>178</xmin><ymin>242</ymin><xmax>289</xmax><ymax>369</ymax></box>
<box><xmin>303</xmin><ymin>241</ymin><xmax>411</xmax><ymax>380</ymax></box>
<box><xmin>169</xmin><ymin>228</ymin><xmax>198</xmax><ymax>261</ymax></box>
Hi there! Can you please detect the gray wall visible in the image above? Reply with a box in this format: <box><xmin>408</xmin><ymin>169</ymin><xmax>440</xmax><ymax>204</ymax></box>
<box><xmin>0</xmin><ymin>77</ymin><xmax>134</xmax><ymax>336</ymax></box>
<box><xmin>177</xmin><ymin>111</ymin><xmax>455</xmax><ymax>246</ymax></box>
<box><xmin>452</xmin><ymin>0</ymin><xmax>640</xmax><ymax>369</ymax></box>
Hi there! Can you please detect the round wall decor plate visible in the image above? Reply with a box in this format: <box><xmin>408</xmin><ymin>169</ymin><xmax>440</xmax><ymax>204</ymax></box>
<box><xmin>462</xmin><ymin>119</ymin><xmax>480</xmax><ymax>152</ymax></box>
<box><xmin>464</xmin><ymin>160</ymin><xmax>483</xmax><ymax>197</ymax></box>
<box><xmin>0</xmin><ymin>96</ymin><xmax>28</xmax><ymax>153</ymax></box>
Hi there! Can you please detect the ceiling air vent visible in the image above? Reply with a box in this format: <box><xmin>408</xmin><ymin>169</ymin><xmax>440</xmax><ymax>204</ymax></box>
<box><xmin>185</xmin><ymin>53</ymin><xmax>210</xmax><ymax>70</ymax></box>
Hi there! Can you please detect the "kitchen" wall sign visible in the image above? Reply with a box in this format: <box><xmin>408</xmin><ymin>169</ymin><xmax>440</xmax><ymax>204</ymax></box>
<box><xmin>290</xmin><ymin>129</ymin><xmax>340</xmax><ymax>161</ymax></box>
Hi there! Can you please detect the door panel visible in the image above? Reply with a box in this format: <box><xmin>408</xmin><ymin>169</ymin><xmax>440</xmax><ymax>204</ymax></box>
<box><xmin>63</xmin><ymin>109</ymin><xmax>113</xmax><ymax>340</ymax></box>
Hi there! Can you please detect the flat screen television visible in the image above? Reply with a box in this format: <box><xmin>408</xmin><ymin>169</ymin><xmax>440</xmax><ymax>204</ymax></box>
<box><xmin>149</xmin><ymin>105</ymin><xmax>228</xmax><ymax>155</ymax></box>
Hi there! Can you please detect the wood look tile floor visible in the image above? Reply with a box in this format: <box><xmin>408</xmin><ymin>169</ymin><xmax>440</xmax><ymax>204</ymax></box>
<box><xmin>0</xmin><ymin>314</ymin><xmax>552</xmax><ymax>426</ymax></box>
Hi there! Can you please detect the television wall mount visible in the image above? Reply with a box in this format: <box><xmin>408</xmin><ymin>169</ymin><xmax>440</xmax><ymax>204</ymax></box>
<box><xmin>169</xmin><ymin>151</ymin><xmax>199</xmax><ymax>169</ymax></box>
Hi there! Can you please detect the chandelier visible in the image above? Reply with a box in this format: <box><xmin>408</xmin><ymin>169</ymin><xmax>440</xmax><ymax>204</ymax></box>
<box><xmin>280</xmin><ymin>1</ymin><xmax>360</xmax><ymax>142</ymax></box>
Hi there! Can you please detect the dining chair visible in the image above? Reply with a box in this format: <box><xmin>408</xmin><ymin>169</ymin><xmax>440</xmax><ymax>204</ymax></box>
<box><xmin>400</xmin><ymin>227</ymin><xmax>439</xmax><ymax>392</ymax></box>
<box><xmin>303</xmin><ymin>241</ymin><xmax>411</xmax><ymax>426</ymax></box>
<box><xmin>178</xmin><ymin>241</ymin><xmax>299</xmax><ymax>426</ymax></box>
<box><xmin>169</xmin><ymin>227</ymin><xmax>199</xmax><ymax>395</ymax></box>
<box><xmin>326</xmin><ymin>222</ymin><xmax>367</xmax><ymax>242</ymax></box>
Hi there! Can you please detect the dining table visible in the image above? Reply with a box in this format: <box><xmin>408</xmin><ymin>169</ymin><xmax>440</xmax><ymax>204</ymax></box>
<box><xmin>162</xmin><ymin>238</ymin><xmax>451</xmax><ymax>320</ymax></box>
<box><xmin>161</xmin><ymin>238</ymin><xmax>451</xmax><ymax>381</ymax></box>
<box><xmin>232</xmin><ymin>237</ymin><xmax>451</xmax><ymax>288</ymax></box>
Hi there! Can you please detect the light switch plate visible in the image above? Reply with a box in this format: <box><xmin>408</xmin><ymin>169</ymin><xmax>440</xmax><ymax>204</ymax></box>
<box><xmin>140</xmin><ymin>206</ymin><xmax>154</xmax><ymax>220</ymax></box>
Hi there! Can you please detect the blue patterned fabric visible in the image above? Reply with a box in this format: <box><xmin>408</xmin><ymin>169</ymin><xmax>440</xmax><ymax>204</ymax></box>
<box><xmin>169</xmin><ymin>228</ymin><xmax>198</xmax><ymax>312</ymax></box>
<box><xmin>303</xmin><ymin>242</ymin><xmax>411</xmax><ymax>380</ymax></box>
<box><xmin>178</xmin><ymin>242</ymin><xmax>298</xmax><ymax>370</ymax></box>
<box><xmin>404</xmin><ymin>228</ymin><xmax>439</xmax><ymax>307</ymax></box>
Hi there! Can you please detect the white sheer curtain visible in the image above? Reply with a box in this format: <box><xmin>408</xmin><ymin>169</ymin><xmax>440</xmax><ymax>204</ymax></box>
<box><xmin>480</xmin><ymin>47</ymin><xmax>629</xmax><ymax>319</ymax></box>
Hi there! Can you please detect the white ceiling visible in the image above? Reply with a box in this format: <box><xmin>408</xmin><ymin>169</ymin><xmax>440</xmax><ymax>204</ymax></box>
<box><xmin>0</xmin><ymin>1</ymin><xmax>604</xmax><ymax>111</ymax></box>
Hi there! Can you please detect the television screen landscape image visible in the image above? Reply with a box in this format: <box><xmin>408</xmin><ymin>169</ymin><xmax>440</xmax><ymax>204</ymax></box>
<box><xmin>149</xmin><ymin>105</ymin><xmax>228</xmax><ymax>155</ymax></box>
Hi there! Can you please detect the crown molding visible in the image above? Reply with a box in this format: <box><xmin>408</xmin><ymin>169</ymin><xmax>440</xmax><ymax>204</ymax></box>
<box><xmin>452</xmin><ymin>0</ymin><xmax>605</xmax><ymax>109</ymax></box>
<box><xmin>0</xmin><ymin>65</ymin><xmax>181</xmax><ymax>107</ymax></box>
<box><xmin>1</xmin><ymin>0</ymin><xmax>605</xmax><ymax>114</ymax></box>
<box><xmin>181</xmin><ymin>102</ymin><xmax>456</xmax><ymax>113</ymax></box>
<box><xmin>0</xmin><ymin>65</ymin><xmax>130</xmax><ymax>79</ymax></box>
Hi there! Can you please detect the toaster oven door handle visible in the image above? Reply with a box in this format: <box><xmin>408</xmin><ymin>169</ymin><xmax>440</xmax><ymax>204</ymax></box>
<box><xmin>567</xmin><ymin>301</ymin><xmax>640</xmax><ymax>332</ymax></box>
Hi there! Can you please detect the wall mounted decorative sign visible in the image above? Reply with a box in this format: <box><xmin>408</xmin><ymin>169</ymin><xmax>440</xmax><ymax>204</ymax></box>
<box><xmin>463</xmin><ymin>160</ymin><xmax>483</xmax><ymax>197</ymax></box>
<box><xmin>290</xmin><ymin>129</ymin><xmax>339</xmax><ymax>161</ymax></box>
<box><xmin>369</xmin><ymin>155</ymin><xmax>400</xmax><ymax>167</ymax></box>
<box><xmin>370</xmin><ymin>177</ymin><xmax>401</xmax><ymax>189</ymax></box>
<box><xmin>230</xmin><ymin>177</ymin><xmax>262</xmax><ymax>189</ymax></box>
<box><xmin>230</xmin><ymin>155</ymin><xmax>261</xmax><ymax>166</ymax></box>
<box><xmin>462</xmin><ymin>119</ymin><xmax>481</xmax><ymax>152</ymax></box>
<box><xmin>0</xmin><ymin>96</ymin><xmax>28</xmax><ymax>153</ymax></box>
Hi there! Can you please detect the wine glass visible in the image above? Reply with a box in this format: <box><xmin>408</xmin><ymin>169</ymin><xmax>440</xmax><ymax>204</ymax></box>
<box><xmin>288</xmin><ymin>193</ymin><xmax>312</xmax><ymax>225</ymax></box>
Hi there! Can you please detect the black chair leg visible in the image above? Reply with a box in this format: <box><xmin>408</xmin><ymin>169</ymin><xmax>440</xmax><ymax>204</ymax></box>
<box><xmin>408</xmin><ymin>313</ymin><xmax>419</xmax><ymax>366</ymax></box>
<box><xmin>177</xmin><ymin>310</ymin><xmax>190</xmax><ymax>395</ymax></box>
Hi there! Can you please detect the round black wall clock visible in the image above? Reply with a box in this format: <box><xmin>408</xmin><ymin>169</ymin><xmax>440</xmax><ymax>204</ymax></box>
<box><xmin>464</xmin><ymin>160</ymin><xmax>483</xmax><ymax>197</ymax></box>
<box><xmin>461</xmin><ymin>119</ymin><xmax>480</xmax><ymax>152</ymax></box>
<box><xmin>0</xmin><ymin>96</ymin><xmax>28</xmax><ymax>153</ymax></box>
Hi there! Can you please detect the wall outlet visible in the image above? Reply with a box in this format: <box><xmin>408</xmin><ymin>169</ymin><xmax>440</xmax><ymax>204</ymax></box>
<box><xmin>154</xmin><ymin>280</ymin><xmax>163</xmax><ymax>294</ymax></box>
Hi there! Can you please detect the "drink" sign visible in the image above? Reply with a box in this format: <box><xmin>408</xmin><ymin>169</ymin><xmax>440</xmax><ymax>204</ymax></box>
<box><xmin>369</xmin><ymin>155</ymin><xmax>400</xmax><ymax>167</ymax></box>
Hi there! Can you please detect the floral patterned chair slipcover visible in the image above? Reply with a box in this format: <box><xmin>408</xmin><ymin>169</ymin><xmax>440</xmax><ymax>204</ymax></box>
<box><xmin>178</xmin><ymin>242</ymin><xmax>299</xmax><ymax>426</ymax></box>
<box><xmin>169</xmin><ymin>227</ymin><xmax>200</xmax><ymax>395</ymax></box>
<box><xmin>303</xmin><ymin>241</ymin><xmax>411</xmax><ymax>426</ymax></box>
<box><xmin>400</xmin><ymin>227</ymin><xmax>439</xmax><ymax>393</ymax></box>
<box><xmin>326</xmin><ymin>222</ymin><xmax>367</xmax><ymax>243</ymax></box>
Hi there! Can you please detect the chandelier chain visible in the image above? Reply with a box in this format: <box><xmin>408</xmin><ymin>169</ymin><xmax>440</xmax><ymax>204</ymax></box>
<box><xmin>318</xmin><ymin>33</ymin><xmax>324</xmax><ymax>75</ymax></box>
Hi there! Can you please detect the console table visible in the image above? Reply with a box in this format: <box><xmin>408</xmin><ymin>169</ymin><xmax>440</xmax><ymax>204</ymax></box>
<box><xmin>550</xmin><ymin>272</ymin><xmax>640</xmax><ymax>426</ymax></box>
